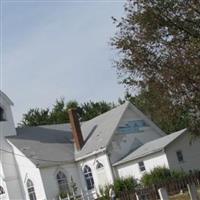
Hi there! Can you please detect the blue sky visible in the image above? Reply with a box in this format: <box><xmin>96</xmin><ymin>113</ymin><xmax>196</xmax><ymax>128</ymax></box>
<box><xmin>1</xmin><ymin>0</ymin><xmax>126</xmax><ymax>124</ymax></box>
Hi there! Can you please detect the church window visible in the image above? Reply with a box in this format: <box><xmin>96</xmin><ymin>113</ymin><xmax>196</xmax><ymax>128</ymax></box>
<box><xmin>56</xmin><ymin>171</ymin><xmax>69</xmax><ymax>193</ymax></box>
<box><xmin>83</xmin><ymin>165</ymin><xmax>94</xmax><ymax>190</ymax></box>
<box><xmin>96</xmin><ymin>161</ymin><xmax>104</xmax><ymax>169</ymax></box>
<box><xmin>27</xmin><ymin>179</ymin><xmax>37</xmax><ymax>200</ymax></box>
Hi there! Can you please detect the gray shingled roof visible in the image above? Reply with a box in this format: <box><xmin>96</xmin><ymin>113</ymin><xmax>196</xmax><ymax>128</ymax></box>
<box><xmin>7</xmin><ymin>102</ymin><xmax>130</xmax><ymax>167</ymax></box>
<box><xmin>75</xmin><ymin>102</ymin><xmax>130</xmax><ymax>159</ymax></box>
<box><xmin>7</xmin><ymin>124</ymin><xmax>75</xmax><ymax>167</ymax></box>
<box><xmin>113</xmin><ymin>128</ymin><xmax>187</xmax><ymax>166</ymax></box>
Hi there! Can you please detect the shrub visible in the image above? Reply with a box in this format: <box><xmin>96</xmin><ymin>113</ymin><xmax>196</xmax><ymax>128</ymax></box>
<box><xmin>171</xmin><ymin>170</ymin><xmax>187</xmax><ymax>179</ymax></box>
<box><xmin>59</xmin><ymin>191</ymin><xmax>68</xmax><ymax>199</ymax></box>
<box><xmin>141</xmin><ymin>167</ymin><xmax>187</xmax><ymax>187</ymax></box>
<box><xmin>114</xmin><ymin>177</ymin><xmax>138</xmax><ymax>194</ymax></box>
<box><xmin>98</xmin><ymin>177</ymin><xmax>137</xmax><ymax>199</ymax></box>
<box><xmin>98</xmin><ymin>185</ymin><xmax>110</xmax><ymax>200</ymax></box>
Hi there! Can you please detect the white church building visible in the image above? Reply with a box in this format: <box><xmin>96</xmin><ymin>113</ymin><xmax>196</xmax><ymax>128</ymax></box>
<box><xmin>0</xmin><ymin>90</ymin><xmax>200</xmax><ymax>200</ymax></box>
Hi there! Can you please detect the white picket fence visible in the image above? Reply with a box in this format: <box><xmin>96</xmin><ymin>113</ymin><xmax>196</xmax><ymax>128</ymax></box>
<box><xmin>59</xmin><ymin>190</ymin><xmax>98</xmax><ymax>200</ymax></box>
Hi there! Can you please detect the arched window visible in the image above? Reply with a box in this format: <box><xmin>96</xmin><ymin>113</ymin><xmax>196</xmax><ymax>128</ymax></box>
<box><xmin>96</xmin><ymin>161</ymin><xmax>104</xmax><ymax>169</ymax></box>
<box><xmin>0</xmin><ymin>186</ymin><xmax>5</xmax><ymax>195</ymax></box>
<box><xmin>0</xmin><ymin>107</ymin><xmax>5</xmax><ymax>121</ymax></box>
<box><xmin>26</xmin><ymin>179</ymin><xmax>37</xmax><ymax>200</ymax></box>
<box><xmin>83</xmin><ymin>165</ymin><xmax>94</xmax><ymax>190</ymax></box>
<box><xmin>56</xmin><ymin>171</ymin><xmax>69</xmax><ymax>193</ymax></box>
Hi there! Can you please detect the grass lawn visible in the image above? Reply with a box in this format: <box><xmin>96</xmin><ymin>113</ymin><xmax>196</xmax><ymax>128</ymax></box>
<box><xmin>170</xmin><ymin>187</ymin><xmax>200</xmax><ymax>200</ymax></box>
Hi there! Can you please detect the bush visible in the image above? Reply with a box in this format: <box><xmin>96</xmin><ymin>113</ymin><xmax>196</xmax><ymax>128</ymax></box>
<box><xmin>114</xmin><ymin>177</ymin><xmax>138</xmax><ymax>194</ymax></box>
<box><xmin>59</xmin><ymin>191</ymin><xmax>68</xmax><ymax>199</ymax></box>
<box><xmin>98</xmin><ymin>177</ymin><xmax>138</xmax><ymax>199</ymax></box>
<box><xmin>98</xmin><ymin>185</ymin><xmax>110</xmax><ymax>200</ymax></box>
<box><xmin>141</xmin><ymin>167</ymin><xmax>187</xmax><ymax>187</ymax></box>
<box><xmin>171</xmin><ymin>170</ymin><xmax>187</xmax><ymax>179</ymax></box>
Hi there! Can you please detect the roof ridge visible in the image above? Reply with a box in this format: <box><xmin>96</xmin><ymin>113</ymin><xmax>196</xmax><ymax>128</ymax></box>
<box><xmin>137</xmin><ymin>128</ymin><xmax>187</xmax><ymax>147</ymax></box>
<box><xmin>82</xmin><ymin>101</ymin><xmax>130</xmax><ymax>123</ymax></box>
<box><xmin>17</xmin><ymin>123</ymin><xmax>69</xmax><ymax>130</ymax></box>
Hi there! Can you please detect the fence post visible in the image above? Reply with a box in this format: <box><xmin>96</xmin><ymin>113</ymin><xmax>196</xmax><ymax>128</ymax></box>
<box><xmin>135</xmin><ymin>192</ymin><xmax>140</xmax><ymax>200</ymax></box>
<box><xmin>158</xmin><ymin>188</ymin><xmax>169</xmax><ymax>200</ymax></box>
<box><xmin>187</xmin><ymin>184</ymin><xmax>199</xmax><ymax>200</ymax></box>
<box><xmin>67</xmin><ymin>193</ymin><xmax>70</xmax><ymax>200</ymax></box>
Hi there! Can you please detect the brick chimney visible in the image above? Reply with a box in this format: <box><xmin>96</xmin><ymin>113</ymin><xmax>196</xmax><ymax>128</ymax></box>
<box><xmin>68</xmin><ymin>108</ymin><xmax>84</xmax><ymax>150</ymax></box>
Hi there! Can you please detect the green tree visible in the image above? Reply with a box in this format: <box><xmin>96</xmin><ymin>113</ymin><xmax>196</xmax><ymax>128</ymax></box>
<box><xmin>20</xmin><ymin>108</ymin><xmax>50</xmax><ymax>126</ymax></box>
<box><xmin>49</xmin><ymin>98</ymin><xmax>69</xmax><ymax>124</ymax></box>
<box><xmin>19</xmin><ymin>99</ymin><xmax>115</xmax><ymax>127</ymax></box>
<box><xmin>112</xmin><ymin>0</ymin><xmax>200</xmax><ymax>136</ymax></box>
<box><xmin>80</xmin><ymin>101</ymin><xmax>115</xmax><ymax>121</ymax></box>
<box><xmin>19</xmin><ymin>99</ymin><xmax>78</xmax><ymax>127</ymax></box>
<box><xmin>120</xmin><ymin>88</ymin><xmax>190</xmax><ymax>134</ymax></box>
